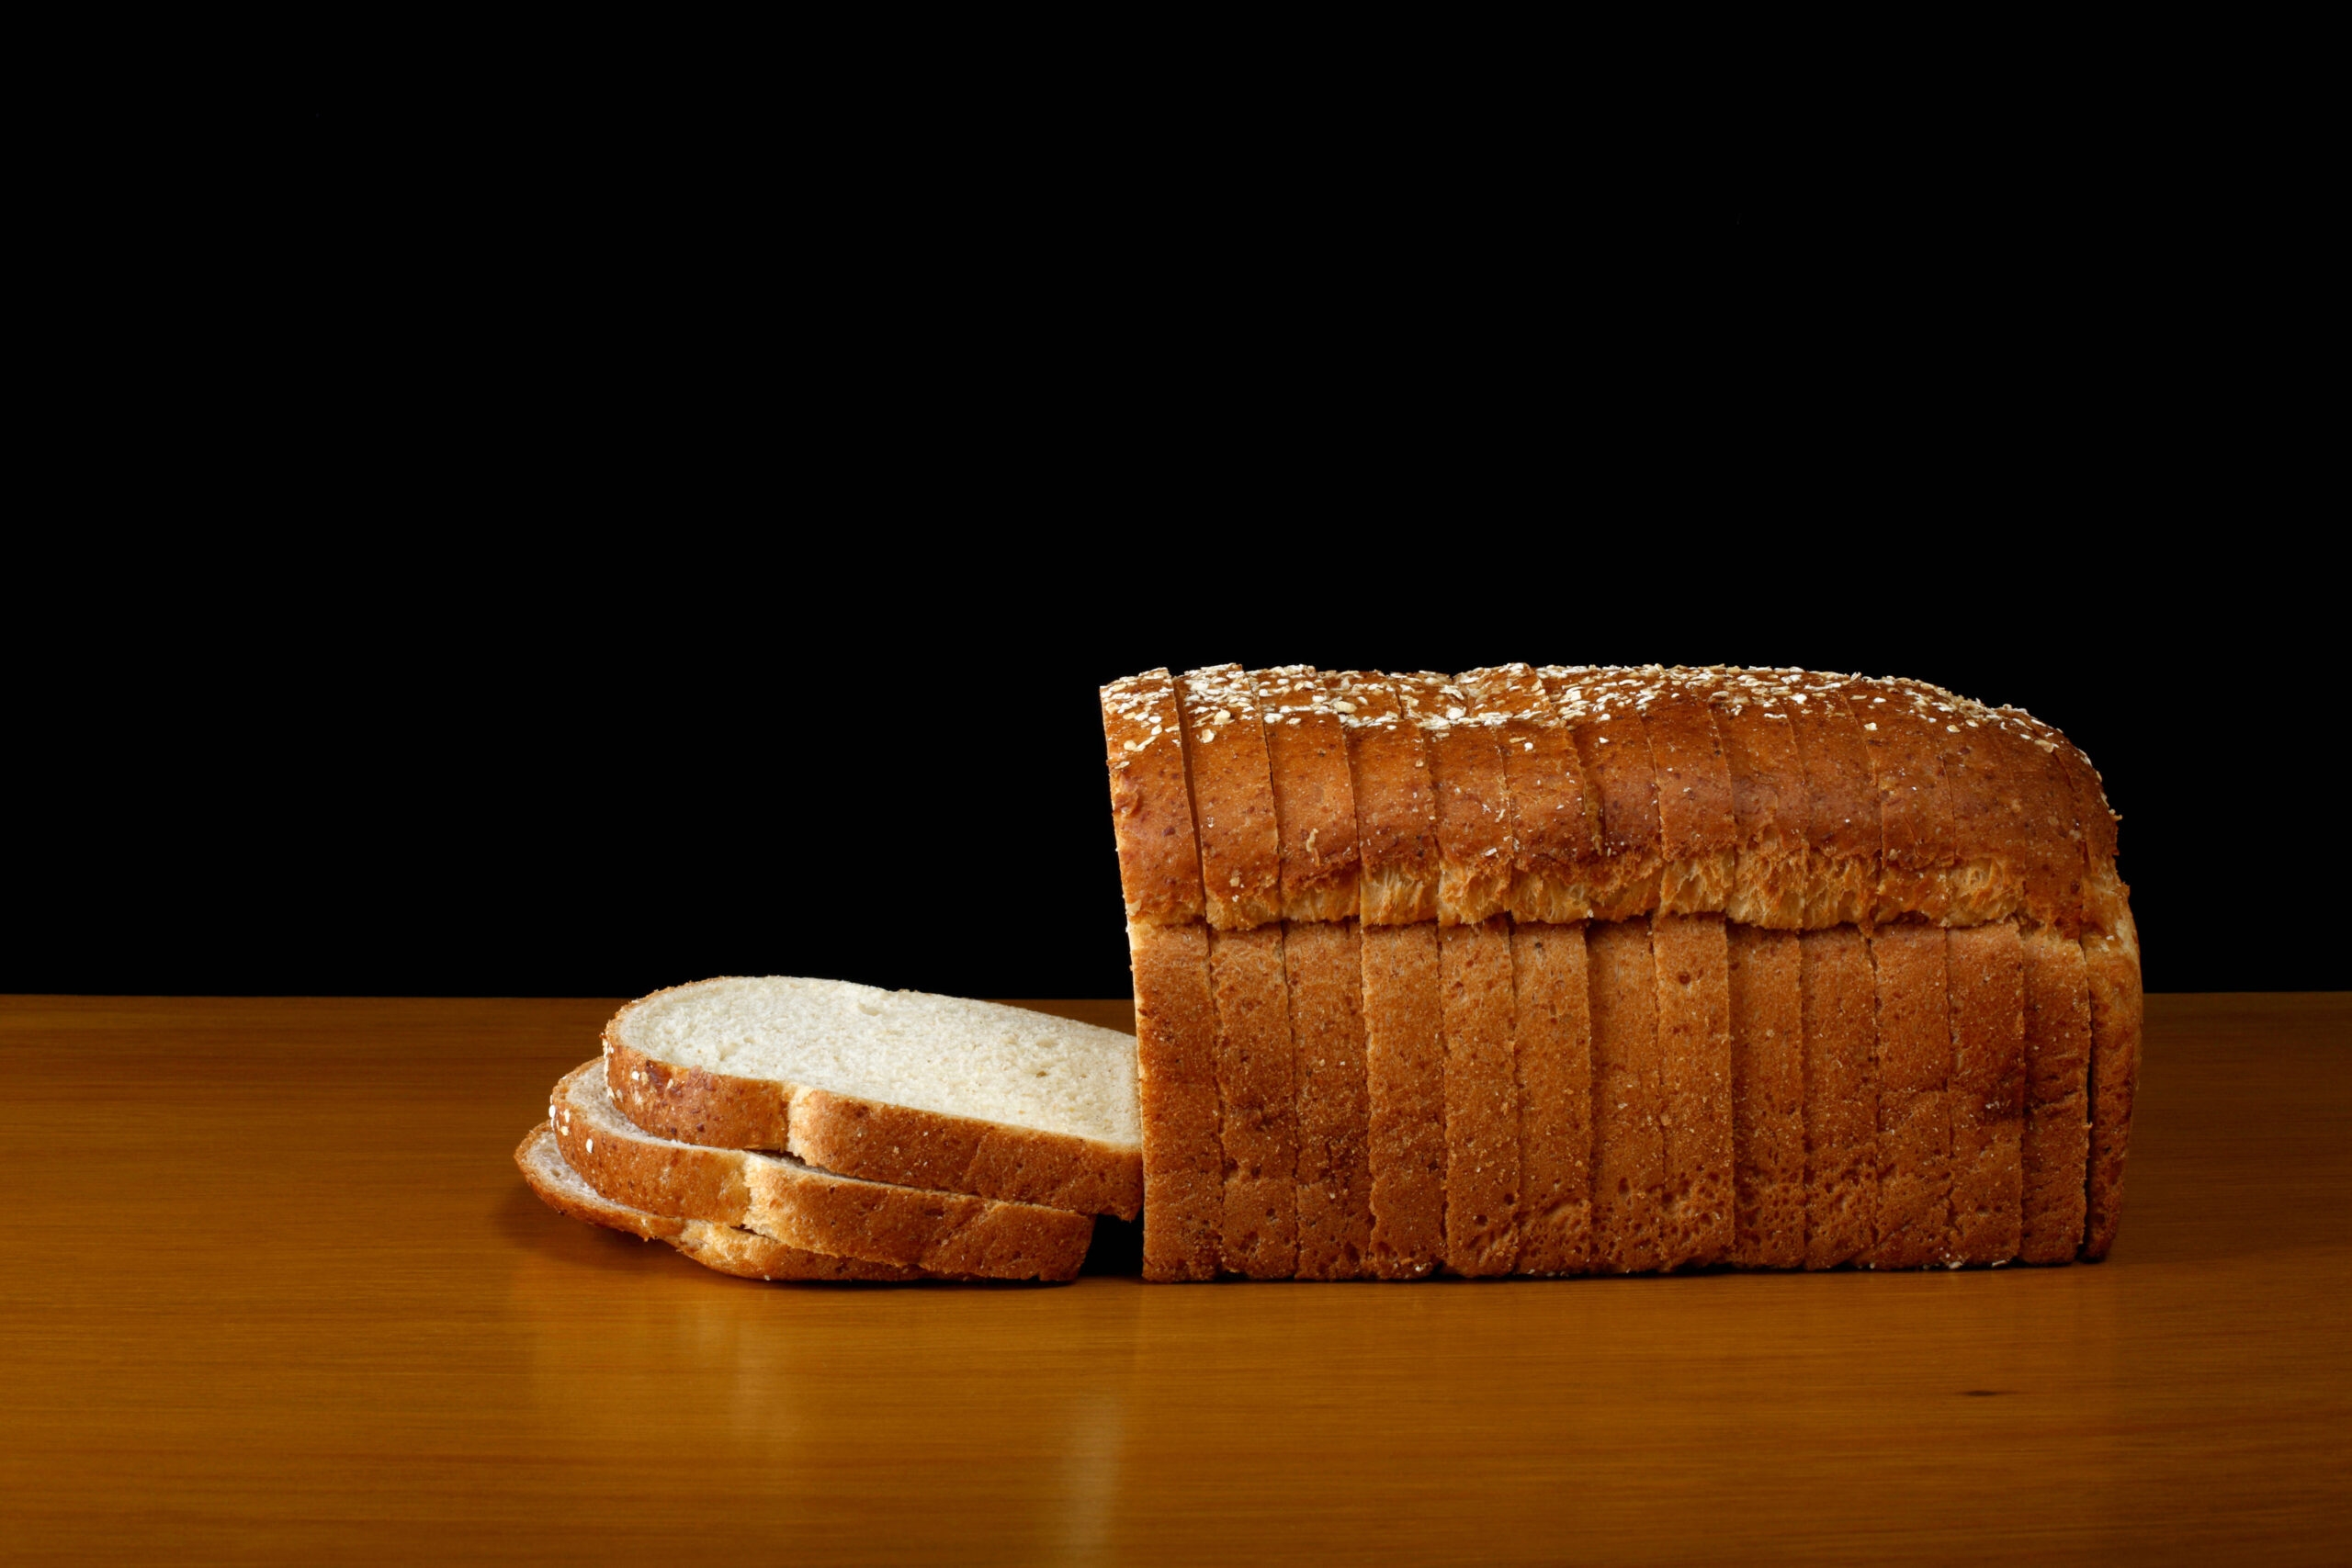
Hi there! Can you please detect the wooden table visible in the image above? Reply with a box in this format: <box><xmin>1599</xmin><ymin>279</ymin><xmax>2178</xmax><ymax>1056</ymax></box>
<box><xmin>2</xmin><ymin>994</ymin><xmax>2345</xmax><ymax>1564</ymax></box>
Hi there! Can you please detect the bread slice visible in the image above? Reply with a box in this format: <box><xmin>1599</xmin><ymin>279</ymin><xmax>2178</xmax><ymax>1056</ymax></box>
<box><xmin>2081</xmin><ymin>910</ymin><xmax>2143</xmax><ymax>1260</ymax></box>
<box><xmin>1544</xmin><ymin>668</ymin><xmax>1666</xmax><ymax>922</ymax></box>
<box><xmin>2018</xmin><ymin>928</ymin><xmax>2093</xmax><ymax>1263</ymax></box>
<box><xmin>1889</xmin><ymin>680</ymin><xmax>2028</xmax><ymax>928</ymax></box>
<box><xmin>1208</xmin><ymin>924</ymin><xmax>1300</xmax><ymax>1278</ymax></box>
<box><xmin>1439</xmin><ymin>917</ymin><xmax>1521</xmax><ymax>1276</ymax></box>
<box><xmin>1652</xmin><ymin>912</ymin><xmax>1734</xmax><ymax>1268</ymax></box>
<box><xmin>1130</xmin><ymin>920</ymin><xmax>1220</xmax><ymax>1282</ymax></box>
<box><xmin>514</xmin><ymin>1123</ymin><xmax>923</xmax><ymax>1283</ymax></box>
<box><xmin>1253</xmin><ymin>667</ymin><xmax>1362</xmax><ymax>922</ymax></box>
<box><xmin>1362</xmin><ymin>922</ymin><xmax>1445</xmax><ymax>1279</ymax></box>
<box><xmin>1784</xmin><ymin>674</ymin><xmax>1880</xmax><ymax>929</ymax></box>
<box><xmin>1944</xmin><ymin>922</ymin><xmax>2026</xmax><ymax>1264</ymax></box>
<box><xmin>1331</xmin><ymin>671</ymin><xmax>1440</xmax><ymax>926</ymax></box>
<box><xmin>1101</xmin><ymin>669</ymin><xmax>1205</xmax><ymax>926</ymax></box>
<box><xmin>1711</xmin><ymin>673</ymin><xmax>1813</xmax><ymax>930</ymax></box>
<box><xmin>1285</xmin><ymin>919</ymin><xmax>1372</xmax><ymax>1280</ymax></box>
<box><xmin>1862</xmin><ymin>926</ymin><xmax>1954</xmax><ymax>1268</ymax></box>
<box><xmin>601</xmin><ymin>976</ymin><xmax>1141</xmax><ymax>1219</ymax></box>
<box><xmin>550</xmin><ymin>1062</ymin><xmax>1095</xmax><ymax>1281</ymax></box>
<box><xmin>1644</xmin><ymin>670</ymin><xmax>1738</xmax><ymax>916</ymax></box>
<box><xmin>1727</xmin><ymin>923</ymin><xmax>1804</xmax><ymax>1268</ymax></box>
<box><xmin>1801</xmin><ymin>926</ymin><xmax>1879</xmax><ymax>1269</ymax></box>
<box><xmin>1588</xmin><ymin>917</ymin><xmax>1666</xmax><ymax>1272</ymax></box>
<box><xmin>1510</xmin><ymin>920</ymin><xmax>1593</xmax><ymax>1275</ymax></box>
<box><xmin>1417</xmin><ymin>673</ymin><xmax>1513</xmax><ymax>926</ymax></box>
<box><xmin>1180</xmin><ymin>663</ymin><xmax>1283</xmax><ymax>931</ymax></box>
<box><xmin>1460</xmin><ymin>664</ymin><xmax>1600</xmax><ymax>924</ymax></box>
<box><xmin>1842</xmin><ymin>677</ymin><xmax>1958</xmax><ymax>926</ymax></box>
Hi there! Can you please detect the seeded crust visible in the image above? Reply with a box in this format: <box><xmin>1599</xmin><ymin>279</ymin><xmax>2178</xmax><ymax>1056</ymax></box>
<box><xmin>1252</xmin><ymin>667</ymin><xmax>1362</xmax><ymax>922</ymax></box>
<box><xmin>1439</xmin><ymin>918</ymin><xmax>1521</xmax><ymax>1275</ymax></box>
<box><xmin>1710</xmin><ymin>675</ymin><xmax>1813</xmax><ymax>930</ymax></box>
<box><xmin>514</xmin><ymin>1125</ymin><xmax>926</xmax><ymax>1283</ymax></box>
<box><xmin>1462</xmin><ymin>665</ymin><xmax>1600</xmax><ymax>923</ymax></box>
<box><xmin>1785</xmin><ymin>677</ymin><xmax>1880</xmax><ymax>929</ymax></box>
<box><xmin>1510</xmin><ymin>920</ymin><xmax>1593</xmax><ymax>1275</ymax></box>
<box><xmin>1643</xmin><ymin>671</ymin><xmax>1738</xmax><ymax>916</ymax></box>
<box><xmin>1727</xmin><ymin>924</ymin><xmax>1804</xmax><ymax>1268</ymax></box>
<box><xmin>552</xmin><ymin>1064</ymin><xmax>1095</xmax><ymax>1280</ymax></box>
<box><xmin>1130</xmin><ymin>919</ymin><xmax>1220</xmax><ymax>1281</ymax></box>
<box><xmin>1863</xmin><ymin>927</ymin><xmax>1954</xmax><ymax>1269</ymax></box>
<box><xmin>1944</xmin><ymin>922</ymin><xmax>2026</xmax><ymax>1265</ymax></box>
<box><xmin>1418</xmin><ymin>674</ymin><xmax>1514</xmax><ymax>926</ymax></box>
<box><xmin>1180</xmin><ymin>664</ymin><xmax>1284</xmax><ymax>931</ymax></box>
<box><xmin>1363</xmin><ymin>922</ymin><xmax>1445</xmax><ymax>1279</ymax></box>
<box><xmin>1333</xmin><ymin>671</ymin><xmax>1440</xmax><ymax>926</ymax></box>
<box><xmin>1588</xmin><ymin>918</ymin><xmax>1666</xmax><ymax>1273</ymax></box>
<box><xmin>1101</xmin><ymin>670</ymin><xmax>1204</xmax><ymax>926</ymax></box>
<box><xmin>1652</xmin><ymin>913</ymin><xmax>1734</xmax><ymax>1268</ymax></box>
<box><xmin>600</xmin><ymin>1019</ymin><xmax>1142</xmax><ymax>1221</ymax></box>
<box><xmin>2018</xmin><ymin>929</ymin><xmax>2092</xmax><ymax>1263</ymax></box>
<box><xmin>1545</xmin><ymin>668</ymin><xmax>1666</xmax><ymax>923</ymax></box>
<box><xmin>2082</xmin><ymin>909</ymin><xmax>2143</xmax><ymax>1261</ymax></box>
<box><xmin>1801</xmin><ymin>927</ymin><xmax>1879</xmax><ymax>1268</ymax></box>
<box><xmin>1208</xmin><ymin>924</ymin><xmax>1300</xmax><ymax>1278</ymax></box>
<box><xmin>1840</xmin><ymin>676</ymin><xmax>1958</xmax><ymax>926</ymax></box>
<box><xmin>1286</xmin><ymin>919</ymin><xmax>1372</xmax><ymax>1280</ymax></box>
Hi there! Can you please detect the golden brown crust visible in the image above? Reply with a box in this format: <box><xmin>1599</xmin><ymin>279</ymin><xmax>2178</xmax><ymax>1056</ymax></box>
<box><xmin>1129</xmin><ymin>920</ymin><xmax>1220</xmax><ymax>1281</ymax></box>
<box><xmin>1727</xmin><ymin>924</ymin><xmax>1804</xmax><ymax>1268</ymax></box>
<box><xmin>1643</xmin><ymin>671</ymin><xmax>1737</xmax><ymax>916</ymax></box>
<box><xmin>1363</xmin><ymin>922</ymin><xmax>1445</xmax><ymax>1279</ymax></box>
<box><xmin>1710</xmin><ymin>674</ymin><xmax>1813</xmax><ymax>930</ymax></box>
<box><xmin>1180</xmin><ymin>664</ymin><xmax>1283</xmax><ymax>931</ymax></box>
<box><xmin>1510</xmin><ymin>921</ymin><xmax>1593</xmax><ymax>1275</ymax></box>
<box><xmin>1588</xmin><ymin>918</ymin><xmax>1666</xmax><ymax>1273</ymax></box>
<box><xmin>1785</xmin><ymin>678</ymin><xmax>1881</xmax><ymax>929</ymax></box>
<box><xmin>517</xmin><ymin>1121</ymin><xmax>685</xmax><ymax>1241</ymax></box>
<box><xmin>1801</xmin><ymin>927</ymin><xmax>1879</xmax><ymax>1268</ymax></box>
<box><xmin>1253</xmin><ymin>668</ymin><xmax>1362</xmax><ymax>923</ymax></box>
<box><xmin>1208</xmin><ymin>924</ymin><xmax>1300</xmax><ymax>1278</ymax></box>
<box><xmin>1286</xmin><ymin>920</ymin><xmax>1372</xmax><ymax>1280</ymax></box>
<box><xmin>2018</xmin><ymin>929</ymin><xmax>2092</xmax><ymax>1263</ymax></box>
<box><xmin>1546</xmin><ymin>668</ymin><xmax>1665</xmax><ymax>923</ymax></box>
<box><xmin>552</xmin><ymin>1066</ymin><xmax>1095</xmax><ymax>1281</ymax></box>
<box><xmin>600</xmin><ymin>1031</ymin><xmax>1142</xmax><ymax>1221</ymax></box>
<box><xmin>1840</xmin><ymin>677</ymin><xmax>1958</xmax><ymax>926</ymax></box>
<box><xmin>1944</xmin><ymin>922</ymin><xmax>2025</xmax><ymax>1265</ymax></box>
<box><xmin>1439</xmin><ymin>918</ymin><xmax>1521</xmax><ymax>1275</ymax></box>
<box><xmin>1863</xmin><ymin>926</ymin><xmax>1953</xmax><ymax>1269</ymax></box>
<box><xmin>1332</xmin><ymin>671</ymin><xmax>1440</xmax><ymax>926</ymax></box>
<box><xmin>1101</xmin><ymin>670</ymin><xmax>1205</xmax><ymax>926</ymax></box>
<box><xmin>1652</xmin><ymin>913</ymin><xmax>1734</xmax><ymax>1268</ymax></box>
<box><xmin>1416</xmin><ymin>674</ymin><xmax>1513</xmax><ymax>926</ymax></box>
<box><xmin>1462</xmin><ymin>665</ymin><xmax>1600</xmax><ymax>924</ymax></box>
<box><xmin>2082</xmin><ymin>911</ymin><xmax>2143</xmax><ymax>1260</ymax></box>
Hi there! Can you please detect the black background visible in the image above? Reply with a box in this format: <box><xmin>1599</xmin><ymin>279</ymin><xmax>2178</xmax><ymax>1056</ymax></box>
<box><xmin>8</xmin><ymin>87</ymin><xmax>2333</xmax><ymax>998</ymax></box>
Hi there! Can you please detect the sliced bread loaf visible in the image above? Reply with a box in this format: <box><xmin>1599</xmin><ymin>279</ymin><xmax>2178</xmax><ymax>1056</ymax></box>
<box><xmin>602</xmin><ymin>977</ymin><xmax>1142</xmax><ymax>1220</ymax></box>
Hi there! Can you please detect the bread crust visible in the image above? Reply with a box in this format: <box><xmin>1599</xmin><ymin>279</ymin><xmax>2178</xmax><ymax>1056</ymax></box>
<box><xmin>1842</xmin><ymin>678</ymin><xmax>1959</xmax><ymax>925</ymax></box>
<box><xmin>1180</xmin><ymin>664</ymin><xmax>1283</xmax><ymax>931</ymax></box>
<box><xmin>1711</xmin><ymin>673</ymin><xmax>1813</xmax><ymax>931</ymax></box>
<box><xmin>516</xmin><ymin>1124</ymin><xmax>926</xmax><ymax>1282</ymax></box>
<box><xmin>1208</xmin><ymin>923</ymin><xmax>1301</xmax><ymax>1278</ymax></box>
<box><xmin>1890</xmin><ymin>680</ymin><xmax>2030</xmax><ymax>929</ymax></box>
<box><xmin>552</xmin><ymin>1065</ymin><xmax>1095</xmax><ymax>1280</ymax></box>
<box><xmin>1801</xmin><ymin>927</ymin><xmax>1879</xmax><ymax>1268</ymax></box>
<box><xmin>1510</xmin><ymin>920</ymin><xmax>1593</xmax><ymax>1275</ymax></box>
<box><xmin>1944</xmin><ymin>922</ymin><xmax>2026</xmax><ymax>1265</ymax></box>
<box><xmin>1643</xmin><ymin>671</ymin><xmax>1738</xmax><ymax>916</ymax></box>
<box><xmin>1439</xmin><ymin>918</ymin><xmax>1521</xmax><ymax>1275</ymax></box>
<box><xmin>1727</xmin><ymin>924</ymin><xmax>1804</xmax><ymax>1268</ymax></box>
<box><xmin>1414</xmin><ymin>673</ymin><xmax>1513</xmax><ymax>927</ymax></box>
<box><xmin>1461</xmin><ymin>665</ymin><xmax>1600</xmax><ymax>924</ymax></box>
<box><xmin>1254</xmin><ymin>668</ymin><xmax>1363</xmax><ymax>923</ymax></box>
<box><xmin>1333</xmin><ymin>671</ymin><xmax>1440</xmax><ymax>926</ymax></box>
<box><xmin>1652</xmin><ymin>913</ymin><xmax>1734</xmax><ymax>1268</ymax></box>
<box><xmin>1102</xmin><ymin>670</ymin><xmax>1205</xmax><ymax>926</ymax></box>
<box><xmin>1286</xmin><ymin>920</ymin><xmax>1372</xmax><ymax>1280</ymax></box>
<box><xmin>1785</xmin><ymin>676</ymin><xmax>1880</xmax><ymax>929</ymax></box>
<box><xmin>1129</xmin><ymin>919</ymin><xmax>1220</xmax><ymax>1281</ymax></box>
<box><xmin>2018</xmin><ymin>928</ymin><xmax>2092</xmax><ymax>1262</ymax></box>
<box><xmin>1588</xmin><ymin>918</ymin><xmax>1666</xmax><ymax>1273</ymax></box>
<box><xmin>1545</xmin><ymin>668</ymin><xmax>1665</xmax><ymax>923</ymax></box>
<box><xmin>1363</xmin><ymin>922</ymin><xmax>1445</xmax><ymax>1278</ymax></box>
<box><xmin>1862</xmin><ymin>927</ymin><xmax>1953</xmax><ymax>1269</ymax></box>
<box><xmin>2082</xmin><ymin>910</ymin><xmax>2143</xmax><ymax>1260</ymax></box>
<box><xmin>600</xmin><ymin>1021</ymin><xmax>1142</xmax><ymax>1220</ymax></box>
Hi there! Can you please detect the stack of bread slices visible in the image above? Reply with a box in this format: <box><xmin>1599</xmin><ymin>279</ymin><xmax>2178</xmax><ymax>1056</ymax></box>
<box><xmin>1102</xmin><ymin>664</ymin><xmax>2142</xmax><ymax>1281</ymax></box>
<box><xmin>515</xmin><ymin>977</ymin><xmax>1145</xmax><ymax>1281</ymax></box>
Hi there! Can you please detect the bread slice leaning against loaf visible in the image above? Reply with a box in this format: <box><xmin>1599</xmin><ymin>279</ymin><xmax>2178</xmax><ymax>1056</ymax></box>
<box><xmin>602</xmin><ymin>976</ymin><xmax>1142</xmax><ymax>1220</ymax></box>
<box><xmin>553</xmin><ymin>1062</ymin><xmax>1096</xmax><ymax>1281</ymax></box>
<box><xmin>514</xmin><ymin>1123</ymin><xmax>924</xmax><ymax>1282</ymax></box>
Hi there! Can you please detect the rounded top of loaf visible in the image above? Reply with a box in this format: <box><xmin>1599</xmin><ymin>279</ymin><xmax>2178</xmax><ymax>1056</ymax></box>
<box><xmin>611</xmin><ymin>976</ymin><xmax>1141</xmax><ymax>1148</ymax></box>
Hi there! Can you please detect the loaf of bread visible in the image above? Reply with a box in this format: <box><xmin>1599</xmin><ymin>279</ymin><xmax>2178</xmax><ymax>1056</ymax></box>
<box><xmin>1102</xmin><ymin>664</ymin><xmax>2139</xmax><ymax>1280</ymax></box>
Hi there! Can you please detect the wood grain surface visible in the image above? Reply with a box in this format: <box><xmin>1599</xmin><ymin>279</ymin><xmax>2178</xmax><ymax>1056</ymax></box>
<box><xmin>2</xmin><ymin>993</ymin><xmax>2346</xmax><ymax>1565</ymax></box>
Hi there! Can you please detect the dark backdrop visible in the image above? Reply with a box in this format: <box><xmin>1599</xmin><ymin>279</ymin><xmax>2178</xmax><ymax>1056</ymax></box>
<box><xmin>6</xmin><ymin>546</ymin><xmax>2334</xmax><ymax>998</ymax></box>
